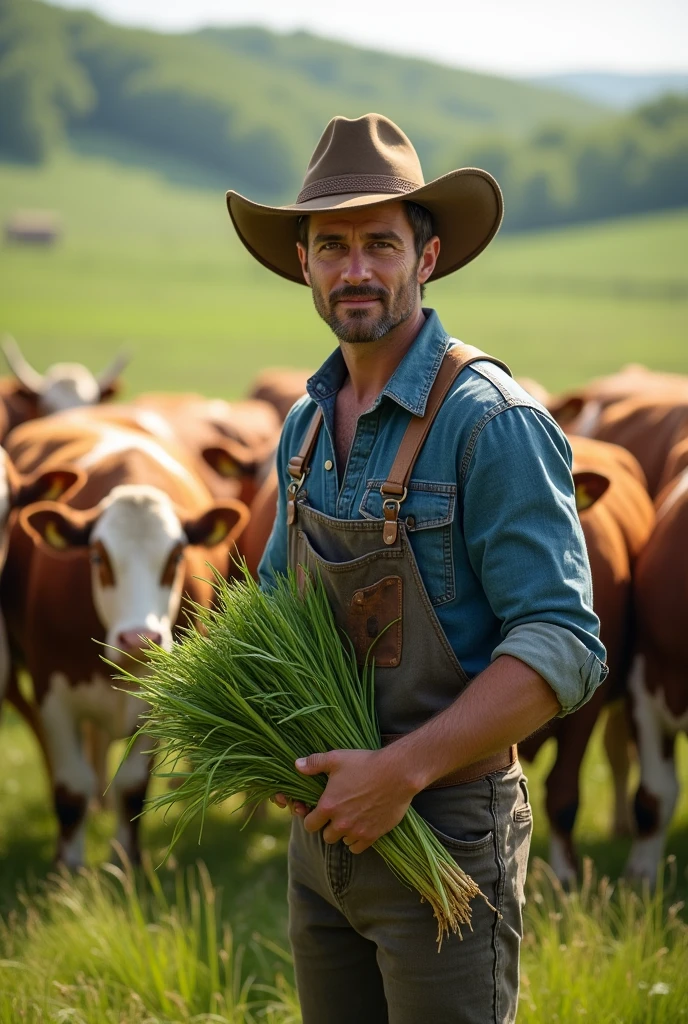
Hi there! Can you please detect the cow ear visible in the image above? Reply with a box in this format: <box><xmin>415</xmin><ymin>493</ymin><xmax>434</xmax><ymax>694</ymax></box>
<box><xmin>12</xmin><ymin>467</ymin><xmax>86</xmax><ymax>508</ymax></box>
<box><xmin>202</xmin><ymin>442</ymin><xmax>258</xmax><ymax>479</ymax></box>
<box><xmin>573</xmin><ymin>471</ymin><xmax>610</xmax><ymax>512</ymax></box>
<box><xmin>20</xmin><ymin>502</ymin><xmax>97</xmax><ymax>554</ymax></box>
<box><xmin>549</xmin><ymin>395</ymin><xmax>584</xmax><ymax>427</ymax></box>
<box><xmin>182</xmin><ymin>500</ymin><xmax>250</xmax><ymax>548</ymax></box>
<box><xmin>98</xmin><ymin>379</ymin><xmax>121</xmax><ymax>402</ymax></box>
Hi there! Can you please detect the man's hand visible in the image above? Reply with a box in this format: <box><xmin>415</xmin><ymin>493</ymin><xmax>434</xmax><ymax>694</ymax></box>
<box><xmin>295</xmin><ymin>747</ymin><xmax>418</xmax><ymax>854</ymax></box>
<box><xmin>270</xmin><ymin>793</ymin><xmax>310</xmax><ymax>817</ymax></box>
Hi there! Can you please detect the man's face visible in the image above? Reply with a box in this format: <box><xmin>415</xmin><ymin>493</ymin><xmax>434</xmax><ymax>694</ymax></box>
<box><xmin>296</xmin><ymin>203</ymin><xmax>436</xmax><ymax>344</ymax></box>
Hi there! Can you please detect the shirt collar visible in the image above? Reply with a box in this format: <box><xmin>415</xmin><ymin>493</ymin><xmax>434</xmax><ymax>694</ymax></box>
<box><xmin>306</xmin><ymin>308</ymin><xmax>450</xmax><ymax>418</ymax></box>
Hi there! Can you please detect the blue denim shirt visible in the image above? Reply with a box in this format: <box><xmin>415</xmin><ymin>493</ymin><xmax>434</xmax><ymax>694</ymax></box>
<box><xmin>259</xmin><ymin>308</ymin><xmax>607</xmax><ymax>715</ymax></box>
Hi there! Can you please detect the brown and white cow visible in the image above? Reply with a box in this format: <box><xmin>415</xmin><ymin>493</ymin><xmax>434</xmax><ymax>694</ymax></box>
<box><xmin>519</xmin><ymin>436</ymin><xmax>655</xmax><ymax>883</ymax></box>
<box><xmin>0</xmin><ymin>336</ymin><xmax>129</xmax><ymax>441</ymax></box>
<box><xmin>0</xmin><ymin>452</ymin><xmax>84</xmax><ymax>708</ymax></box>
<box><xmin>546</xmin><ymin>364</ymin><xmax>688</xmax><ymax>436</ymax></box>
<box><xmin>247</xmin><ymin>368</ymin><xmax>311</xmax><ymax>423</ymax></box>
<box><xmin>593</xmin><ymin>395</ymin><xmax>688</xmax><ymax>497</ymax></box>
<box><xmin>2</xmin><ymin>419</ymin><xmax>249</xmax><ymax>867</ymax></box>
<box><xmin>129</xmin><ymin>393</ymin><xmax>281</xmax><ymax>504</ymax></box>
<box><xmin>624</xmin><ymin>456</ymin><xmax>688</xmax><ymax>881</ymax></box>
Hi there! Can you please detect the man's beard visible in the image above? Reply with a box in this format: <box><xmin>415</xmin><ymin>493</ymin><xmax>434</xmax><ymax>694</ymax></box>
<box><xmin>311</xmin><ymin>272</ymin><xmax>418</xmax><ymax>344</ymax></box>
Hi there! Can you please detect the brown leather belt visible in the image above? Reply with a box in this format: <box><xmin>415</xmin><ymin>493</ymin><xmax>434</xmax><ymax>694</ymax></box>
<box><xmin>381</xmin><ymin>735</ymin><xmax>518</xmax><ymax>789</ymax></box>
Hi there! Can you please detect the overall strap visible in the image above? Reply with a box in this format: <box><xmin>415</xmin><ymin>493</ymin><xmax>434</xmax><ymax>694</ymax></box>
<box><xmin>380</xmin><ymin>343</ymin><xmax>511</xmax><ymax>545</ymax></box>
<box><xmin>286</xmin><ymin>406</ymin><xmax>323</xmax><ymax>525</ymax></box>
<box><xmin>288</xmin><ymin>406</ymin><xmax>323</xmax><ymax>482</ymax></box>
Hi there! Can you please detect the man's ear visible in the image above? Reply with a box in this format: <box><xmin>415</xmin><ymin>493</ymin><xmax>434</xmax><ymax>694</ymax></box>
<box><xmin>417</xmin><ymin>236</ymin><xmax>440</xmax><ymax>285</ymax></box>
<box><xmin>10</xmin><ymin>466</ymin><xmax>86</xmax><ymax>508</ymax></box>
<box><xmin>182</xmin><ymin>500</ymin><xmax>250</xmax><ymax>548</ymax></box>
<box><xmin>573</xmin><ymin>471</ymin><xmax>610</xmax><ymax>512</ymax></box>
<box><xmin>20</xmin><ymin>502</ymin><xmax>98</xmax><ymax>555</ymax></box>
<box><xmin>296</xmin><ymin>242</ymin><xmax>311</xmax><ymax>286</ymax></box>
<box><xmin>202</xmin><ymin>441</ymin><xmax>259</xmax><ymax>479</ymax></box>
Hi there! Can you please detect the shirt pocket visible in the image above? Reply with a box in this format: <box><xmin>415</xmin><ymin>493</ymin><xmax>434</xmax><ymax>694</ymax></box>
<box><xmin>359</xmin><ymin>479</ymin><xmax>457</xmax><ymax>606</ymax></box>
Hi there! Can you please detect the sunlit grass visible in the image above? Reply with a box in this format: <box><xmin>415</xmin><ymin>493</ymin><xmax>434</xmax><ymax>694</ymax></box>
<box><xmin>0</xmin><ymin>855</ymin><xmax>300</xmax><ymax>1024</ymax></box>
<box><xmin>1</xmin><ymin>848</ymin><xmax>687</xmax><ymax>1023</ymax></box>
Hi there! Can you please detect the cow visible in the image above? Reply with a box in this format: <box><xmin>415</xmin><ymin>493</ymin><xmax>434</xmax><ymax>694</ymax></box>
<box><xmin>624</xmin><ymin>456</ymin><xmax>688</xmax><ymax>881</ymax></box>
<box><xmin>519</xmin><ymin>436</ymin><xmax>655</xmax><ymax>883</ymax></box>
<box><xmin>0</xmin><ymin>336</ymin><xmax>129</xmax><ymax>441</ymax></box>
<box><xmin>593</xmin><ymin>395</ymin><xmax>688</xmax><ymax>497</ymax></box>
<box><xmin>129</xmin><ymin>393</ymin><xmax>281</xmax><ymax>505</ymax></box>
<box><xmin>0</xmin><ymin>452</ymin><xmax>84</xmax><ymax>708</ymax></box>
<box><xmin>247</xmin><ymin>368</ymin><xmax>311</xmax><ymax>422</ymax></box>
<box><xmin>546</xmin><ymin>364</ymin><xmax>688</xmax><ymax>437</ymax></box>
<box><xmin>239</xmin><ymin>466</ymin><xmax>279</xmax><ymax>579</ymax></box>
<box><xmin>2</xmin><ymin>418</ymin><xmax>249</xmax><ymax>867</ymax></box>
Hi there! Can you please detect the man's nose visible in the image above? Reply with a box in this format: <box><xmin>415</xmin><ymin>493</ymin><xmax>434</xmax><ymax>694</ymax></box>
<box><xmin>341</xmin><ymin>246</ymin><xmax>372</xmax><ymax>285</ymax></box>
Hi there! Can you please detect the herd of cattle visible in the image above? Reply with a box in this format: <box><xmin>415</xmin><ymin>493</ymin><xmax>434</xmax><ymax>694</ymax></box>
<box><xmin>0</xmin><ymin>339</ymin><xmax>686</xmax><ymax>888</ymax></box>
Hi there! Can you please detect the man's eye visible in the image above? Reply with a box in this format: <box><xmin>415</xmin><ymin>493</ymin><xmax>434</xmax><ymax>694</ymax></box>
<box><xmin>370</xmin><ymin>242</ymin><xmax>392</xmax><ymax>249</ymax></box>
<box><xmin>321</xmin><ymin>243</ymin><xmax>343</xmax><ymax>251</ymax></box>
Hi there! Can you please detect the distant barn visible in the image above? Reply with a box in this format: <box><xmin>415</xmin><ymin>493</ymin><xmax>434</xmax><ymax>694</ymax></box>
<box><xmin>4</xmin><ymin>211</ymin><xmax>62</xmax><ymax>246</ymax></box>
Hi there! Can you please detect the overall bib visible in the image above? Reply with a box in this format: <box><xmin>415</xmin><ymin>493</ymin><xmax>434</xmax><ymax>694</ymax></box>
<box><xmin>286</xmin><ymin>344</ymin><xmax>533</xmax><ymax>1024</ymax></box>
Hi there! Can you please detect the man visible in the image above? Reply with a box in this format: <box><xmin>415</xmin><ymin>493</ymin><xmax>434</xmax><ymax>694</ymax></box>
<box><xmin>226</xmin><ymin>114</ymin><xmax>606</xmax><ymax>1024</ymax></box>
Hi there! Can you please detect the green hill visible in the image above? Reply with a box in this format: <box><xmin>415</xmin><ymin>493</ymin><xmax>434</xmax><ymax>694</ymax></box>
<box><xmin>0</xmin><ymin>0</ymin><xmax>603</xmax><ymax>199</ymax></box>
<box><xmin>0</xmin><ymin>144</ymin><xmax>685</xmax><ymax>398</ymax></box>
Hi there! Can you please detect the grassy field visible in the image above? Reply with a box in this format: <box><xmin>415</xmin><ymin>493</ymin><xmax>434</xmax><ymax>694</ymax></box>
<box><xmin>1</xmin><ymin>145</ymin><xmax>688</xmax><ymax>1020</ymax></box>
<box><xmin>1</xmin><ymin>708</ymin><xmax>687</xmax><ymax>1022</ymax></box>
<box><xmin>0</xmin><ymin>142</ymin><xmax>687</xmax><ymax>397</ymax></box>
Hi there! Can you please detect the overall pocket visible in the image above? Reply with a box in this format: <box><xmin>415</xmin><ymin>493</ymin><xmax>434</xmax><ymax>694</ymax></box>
<box><xmin>359</xmin><ymin>479</ymin><xmax>456</xmax><ymax>606</ymax></box>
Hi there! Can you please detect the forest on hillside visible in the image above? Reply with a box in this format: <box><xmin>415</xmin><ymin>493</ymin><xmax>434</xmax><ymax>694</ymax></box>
<box><xmin>0</xmin><ymin>0</ymin><xmax>686</xmax><ymax>230</ymax></box>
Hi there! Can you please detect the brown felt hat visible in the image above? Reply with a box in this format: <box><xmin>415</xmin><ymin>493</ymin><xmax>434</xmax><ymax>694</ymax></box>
<box><xmin>226</xmin><ymin>113</ymin><xmax>503</xmax><ymax>284</ymax></box>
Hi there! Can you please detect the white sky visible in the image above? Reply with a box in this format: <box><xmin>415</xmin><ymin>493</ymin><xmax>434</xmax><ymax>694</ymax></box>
<box><xmin>49</xmin><ymin>0</ymin><xmax>688</xmax><ymax>77</ymax></box>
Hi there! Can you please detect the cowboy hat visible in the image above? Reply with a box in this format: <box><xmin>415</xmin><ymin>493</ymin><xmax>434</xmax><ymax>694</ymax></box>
<box><xmin>226</xmin><ymin>113</ymin><xmax>503</xmax><ymax>285</ymax></box>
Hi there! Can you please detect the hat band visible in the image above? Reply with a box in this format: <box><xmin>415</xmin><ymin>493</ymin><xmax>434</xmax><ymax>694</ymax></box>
<box><xmin>297</xmin><ymin>173</ymin><xmax>421</xmax><ymax>205</ymax></box>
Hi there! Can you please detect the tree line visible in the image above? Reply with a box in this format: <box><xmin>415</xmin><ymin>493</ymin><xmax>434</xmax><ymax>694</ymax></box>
<box><xmin>0</xmin><ymin>0</ymin><xmax>686</xmax><ymax>230</ymax></box>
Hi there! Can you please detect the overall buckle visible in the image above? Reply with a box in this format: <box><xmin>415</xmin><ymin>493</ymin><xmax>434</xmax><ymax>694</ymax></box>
<box><xmin>286</xmin><ymin>473</ymin><xmax>306</xmax><ymax>526</ymax></box>
<box><xmin>380</xmin><ymin>486</ymin><xmax>407</xmax><ymax>545</ymax></box>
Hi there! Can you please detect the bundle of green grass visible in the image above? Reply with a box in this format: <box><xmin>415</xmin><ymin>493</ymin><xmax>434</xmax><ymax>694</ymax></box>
<box><xmin>122</xmin><ymin>567</ymin><xmax>491</xmax><ymax>944</ymax></box>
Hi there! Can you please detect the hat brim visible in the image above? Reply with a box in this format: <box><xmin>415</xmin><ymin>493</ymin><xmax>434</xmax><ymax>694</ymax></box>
<box><xmin>226</xmin><ymin>168</ymin><xmax>503</xmax><ymax>285</ymax></box>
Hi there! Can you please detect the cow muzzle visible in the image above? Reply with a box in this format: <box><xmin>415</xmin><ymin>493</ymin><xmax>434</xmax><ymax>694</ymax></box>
<box><xmin>116</xmin><ymin>629</ymin><xmax>164</xmax><ymax>655</ymax></box>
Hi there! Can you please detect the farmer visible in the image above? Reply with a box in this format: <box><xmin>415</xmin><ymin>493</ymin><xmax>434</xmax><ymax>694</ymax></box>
<box><xmin>226</xmin><ymin>114</ymin><xmax>606</xmax><ymax>1024</ymax></box>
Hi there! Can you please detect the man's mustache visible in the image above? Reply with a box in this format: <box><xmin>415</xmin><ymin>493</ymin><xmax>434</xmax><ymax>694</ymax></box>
<box><xmin>329</xmin><ymin>285</ymin><xmax>388</xmax><ymax>303</ymax></box>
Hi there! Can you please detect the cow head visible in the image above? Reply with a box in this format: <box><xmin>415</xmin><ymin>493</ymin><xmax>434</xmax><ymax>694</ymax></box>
<box><xmin>21</xmin><ymin>484</ymin><xmax>249</xmax><ymax>661</ymax></box>
<box><xmin>2</xmin><ymin>336</ymin><xmax>130</xmax><ymax>414</ymax></box>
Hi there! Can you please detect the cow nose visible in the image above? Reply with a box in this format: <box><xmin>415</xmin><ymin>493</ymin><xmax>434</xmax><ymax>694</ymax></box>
<box><xmin>117</xmin><ymin>629</ymin><xmax>163</xmax><ymax>653</ymax></box>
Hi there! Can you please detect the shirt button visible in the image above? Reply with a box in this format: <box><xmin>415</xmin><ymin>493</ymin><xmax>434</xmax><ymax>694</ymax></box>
<box><xmin>324</xmin><ymin>459</ymin><xmax>333</xmax><ymax>471</ymax></box>
<box><xmin>406</xmin><ymin>515</ymin><xmax>416</xmax><ymax>528</ymax></box>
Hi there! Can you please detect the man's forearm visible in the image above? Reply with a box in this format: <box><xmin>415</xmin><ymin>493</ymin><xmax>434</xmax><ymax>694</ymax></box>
<box><xmin>384</xmin><ymin>654</ymin><xmax>561</xmax><ymax>793</ymax></box>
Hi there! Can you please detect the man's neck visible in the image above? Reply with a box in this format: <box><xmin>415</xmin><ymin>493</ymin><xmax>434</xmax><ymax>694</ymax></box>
<box><xmin>338</xmin><ymin>307</ymin><xmax>426</xmax><ymax>409</ymax></box>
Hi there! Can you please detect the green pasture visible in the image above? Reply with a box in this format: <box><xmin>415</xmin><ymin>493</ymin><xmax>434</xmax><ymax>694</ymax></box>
<box><xmin>1</xmin><ymin>144</ymin><xmax>687</xmax><ymax>398</ymax></box>
<box><xmin>1</xmin><ymin>708</ymin><xmax>687</xmax><ymax>1021</ymax></box>
<box><xmin>1</xmin><ymin>145</ymin><xmax>688</xmax><ymax>1020</ymax></box>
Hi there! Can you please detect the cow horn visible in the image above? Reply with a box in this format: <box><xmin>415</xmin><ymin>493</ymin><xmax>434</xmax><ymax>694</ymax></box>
<box><xmin>96</xmin><ymin>351</ymin><xmax>131</xmax><ymax>394</ymax></box>
<box><xmin>1</xmin><ymin>335</ymin><xmax>45</xmax><ymax>395</ymax></box>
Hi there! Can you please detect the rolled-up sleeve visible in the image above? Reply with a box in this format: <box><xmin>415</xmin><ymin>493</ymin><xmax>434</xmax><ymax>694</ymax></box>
<box><xmin>461</xmin><ymin>404</ymin><xmax>608</xmax><ymax>715</ymax></box>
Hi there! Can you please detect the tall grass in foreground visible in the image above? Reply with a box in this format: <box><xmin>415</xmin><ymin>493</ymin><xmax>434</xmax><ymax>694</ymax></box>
<box><xmin>0</xmin><ymin>852</ymin><xmax>300</xmax><ymax>1024</ymax></box>
<box><xmin>519</xmin><ymin>858</ymin><xmax>688</xmax><ymax>1023</ymax></box>
<box><xmin>1</xmin><ymin>854</ymin><xmax>686</xmax><ymax>1023</ymax></box>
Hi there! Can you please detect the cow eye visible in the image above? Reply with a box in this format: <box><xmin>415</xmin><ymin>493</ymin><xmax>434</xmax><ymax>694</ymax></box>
<box><xmin>161</xmin><ymin>544</ymin><xmax>185</xmax><ymax>586</ymax></box>
<box><xmin>89</xmin><ymin>543</ymin><xmax>115</xmax><ymax>586</ymax></box>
